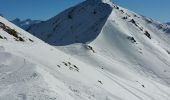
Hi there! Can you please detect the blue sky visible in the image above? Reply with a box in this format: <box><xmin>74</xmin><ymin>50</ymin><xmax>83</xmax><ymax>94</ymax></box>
<box><xmin>0</xmin><ymin>0</ymin><xmax>169</xmax><ymax>22</ymax></box>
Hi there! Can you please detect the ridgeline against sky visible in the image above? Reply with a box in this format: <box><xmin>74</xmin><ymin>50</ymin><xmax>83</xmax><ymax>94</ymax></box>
<box><xmin>0</xmin><ymin>0</ymin><xmax>170</xmax><ymax>22</ymax></box>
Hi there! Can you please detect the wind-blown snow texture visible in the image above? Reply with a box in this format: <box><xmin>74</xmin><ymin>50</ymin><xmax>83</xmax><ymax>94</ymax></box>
<box><xmin>1</xmin><ymin>0</ymin><xmax>170</xmax><ymax>100</ymax></box>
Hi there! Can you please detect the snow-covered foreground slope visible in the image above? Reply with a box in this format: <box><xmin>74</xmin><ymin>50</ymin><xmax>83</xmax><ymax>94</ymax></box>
<box><xmin>1</xmin><ymin>21</ymin><xmax>170</xmax><ymax>100</ymax></box>
<box><xmin>2</xmin><ymin>37</ymin><xmax>170</xmax><ymax>100</ymax></box>
<box><xmin>1</xmin><ymin>0</ymin><xmax>170</xmax><ymax>100</ymax></box>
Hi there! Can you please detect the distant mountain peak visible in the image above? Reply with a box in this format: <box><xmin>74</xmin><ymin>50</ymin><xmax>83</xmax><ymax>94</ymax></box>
<box><xmin>11</xmin><ymin>18</ymin><xmax>41</xmax><ymax>30</ymax></box>
<box><xmin>13</xmin><ymin>18</ymin><xmax>20</xmax><ymax>22</ymax></box>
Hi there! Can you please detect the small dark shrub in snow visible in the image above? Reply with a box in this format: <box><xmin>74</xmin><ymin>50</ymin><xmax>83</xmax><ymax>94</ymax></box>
<box><xmin>3</xmin><ymin>37</ymin><xmax>7</xmax><ymax>40</ymax></box>
<box><xmin>31</xmin><ymin>73</ymin><xmax>38</xmax><ymax>78</ymax></box>
<box><xmin>68</xmin><ymin>62</ymin><xmax>71</xmax><ymax>65</ymax></box>
<box><xmin>73</xmin><ymin>65</ymin><xmax>78</xmax><ymax>69</ymax></box>
<box><xmin>18</xmin><ymin>37</ymin><xmax>24</xmax><ymax>42</ymax></box>
<box><xmin>141</xmin><ymin>85</ymin><xmax>145</xmax><ymax>88</ymax></box>
<box><xmin>130</xmin><ymin>19</ymin><xmax>135</xmax><ymax>23</ymax></box>
<box><xmin>73</xmin><ymin>65</ymin><xmax>79</xmax><ymax>72</ymax></box>
<box><xmin>98</xmin><ymin>80</ymin><xmax>103</xmax><ymax>84</ymax></box>
<box><xmin>144</xmin><ymin>31</ymin><xmax>151</xmax><ymax>39</ymax></box>
<box><xmin>166</xmin><ymin>50</ymin><xmax>170</xmax><ymax>55</ymax></box>
<box><xmin>29</xmin><ymin>38</ymin><xmax>34</xmax><ymax>42</ymax></box>
<box><xmin>120</xmin><ymin>10</ymin><xmax>124</xmax><ymax>13</ymax></box>
<box><xmin>87</xmin><ymin>45</ymin><xmax>95</xmax><ymax>53</ymax></box>
<box><xmin>122</xmin><ymin>16</ymin><xmax>128</xmax><ymax>20</ymax></box>
<box><xmin>134</xmin><ymin>14</ymin><xmax>137</xmax><ymax>17</ymax></box>
<box><xmin>115</xmin><ymin>6</ymin><xmax>119</xmax><ymax>9</ymax></box>
<box><xmin>0</xmin><ymin>35</ymin><xmax>3</xmax><ymax>39</ymax></box>
<box><xmin>129</xmin><ymin>19</ymin><xmax>138</xmax><ymax>27</ymax></box>
<box><xmin>63</xmin><ymin>62</ymin><xmax>68</xmax><ymax>66</ymax></box>
<box><xmin>57</xmin><ymin>65</ymin><xmax>61</xmax><ymax>68</ymax></box>
<box><xmin>69</xmin><ymin>66</ymin><xmax>73</xmax><ymax>70</ymax></box>
<box><xmin>139</xmin><ymin>27</ymin><xmax>143</xmax><ymax>31</ymax></box>
<box><xmin>127</xmin><ymin>36</ymin><xmax>136</xmax><ymax>43</ymax></box>
<box><xmin>0</xmin><ymin>22</ymin><xmax>4</xmax><ymax>27</ymax></box>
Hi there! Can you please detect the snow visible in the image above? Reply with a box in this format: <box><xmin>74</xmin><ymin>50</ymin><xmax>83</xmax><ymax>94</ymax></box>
<box><xmin>1</xmin><ymin>40</ymin><xmax>170</xmax><ymax>100</ymax></box>
<box><xmin>1</xmin><ymin>0</ymin><xmax>170</xmax><ymax>100</ymax></box>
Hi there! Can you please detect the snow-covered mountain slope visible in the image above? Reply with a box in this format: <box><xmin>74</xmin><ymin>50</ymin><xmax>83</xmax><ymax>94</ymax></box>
<box><xmin>1</xmin><ymin>16</ymin><xmax>170</xmax><ymax>100</ymax></box>
<box><xmin>2</xmin><ymin>15</ymin><xmax>170</xmax><ymax>100</ymax></box>
<box><xmin>28</xmin><ymin>0</ymin><xmax>170</xmax><ymax>45</ymax></box>
<box><xmin>1</xmin><ymin>0</ymin><xmax>170</xmax><ymax>100</ymax></box>
<box><xmin>11</xmin><ymin>18</ymin><xmax>41</xmax><ymax>30</ymax></box>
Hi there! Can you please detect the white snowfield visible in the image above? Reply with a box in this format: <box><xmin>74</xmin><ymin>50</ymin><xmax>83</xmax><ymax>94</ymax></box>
<box><xmin>1</xmin><ymin>0</ymin><xmax>170</xmax><ymax>100</ymax></box>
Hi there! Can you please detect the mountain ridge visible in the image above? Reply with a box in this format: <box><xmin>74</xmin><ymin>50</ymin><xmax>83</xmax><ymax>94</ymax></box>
<box><xmin>27</xmin><ymin>0</ymin><xmax>170</xmax><ymax>83</ymax></box>
<box><xmin>28</xmin><ymin>0</ymin><xmax>170</xmax><ymax>46</ymax></box>
<box><xmin>28</xmin><ymin>0</ymin><xmax>113</xmax><ymax>45</ymax></box>
<box><xmin>28</xmin><ymin>0</ymin><xmax>170</xmax><ymax>86</ymax></box>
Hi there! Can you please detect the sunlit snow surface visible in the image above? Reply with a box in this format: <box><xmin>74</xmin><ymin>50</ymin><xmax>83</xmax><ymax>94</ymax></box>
<box><xmin>1</xmin><ymin>0</ymin><xmax>170</xmax><ymax>100</ymax></box>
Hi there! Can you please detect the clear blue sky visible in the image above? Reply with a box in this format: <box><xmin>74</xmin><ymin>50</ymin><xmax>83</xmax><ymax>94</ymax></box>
<box><xmin>0</xmin><ymin>0</ymin><xmax>169</xmax><ymax>22</ymax></box>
